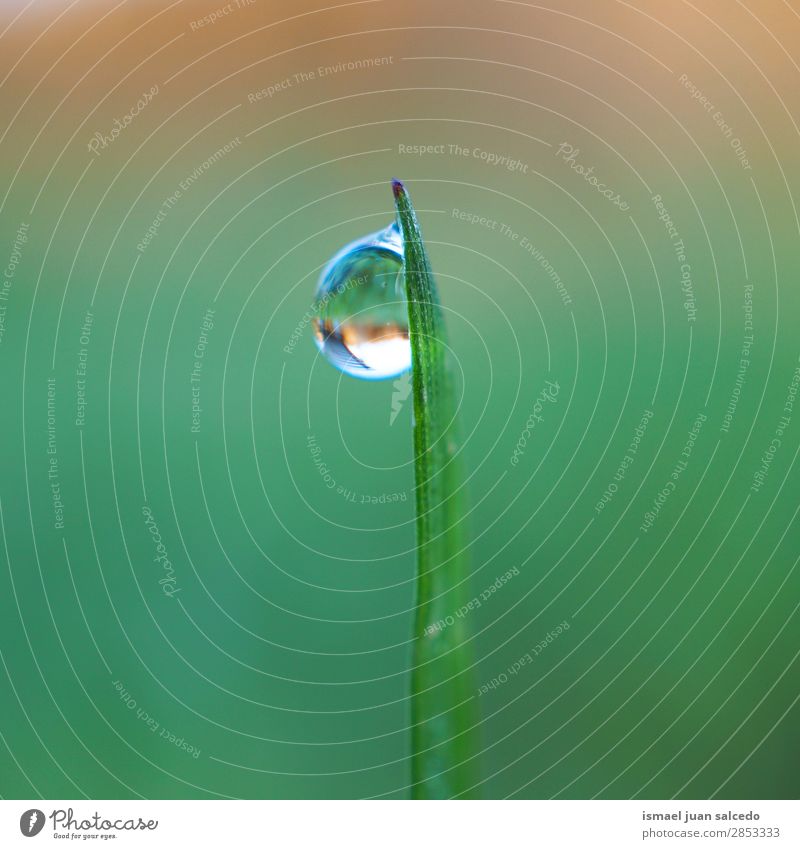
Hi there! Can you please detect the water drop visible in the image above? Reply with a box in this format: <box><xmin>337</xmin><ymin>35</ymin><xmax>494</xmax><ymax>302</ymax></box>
<box><xmin>312</xmin><ymin>221</ymin><xmax>411</xmax><ymax>380</ymax></box>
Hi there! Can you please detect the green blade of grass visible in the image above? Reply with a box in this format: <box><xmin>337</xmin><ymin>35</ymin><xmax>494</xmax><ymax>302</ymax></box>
<box><xmin>392</xmin><ymin>178</ymin><xmax>480</xmax><ymax>799</ymax></box>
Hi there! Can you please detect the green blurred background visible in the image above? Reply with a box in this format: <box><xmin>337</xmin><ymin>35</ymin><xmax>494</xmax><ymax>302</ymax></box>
<box><xmin>0</xmin><ymin>0</ymin><xmax>798</xmax><ymax>799</ymax></box>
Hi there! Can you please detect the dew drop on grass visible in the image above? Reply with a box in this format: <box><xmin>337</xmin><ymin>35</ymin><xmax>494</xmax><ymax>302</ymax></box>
<box><xmin>312</xmin><ymin>221</ymin><xmax>411</xmax><ymax>380</ymax></box>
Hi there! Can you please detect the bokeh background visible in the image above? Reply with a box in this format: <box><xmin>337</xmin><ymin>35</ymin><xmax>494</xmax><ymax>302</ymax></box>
<box><xmin>0</xmin><ymin>0</ymin><xmax>799</xmax><ymax>800</ymax></box>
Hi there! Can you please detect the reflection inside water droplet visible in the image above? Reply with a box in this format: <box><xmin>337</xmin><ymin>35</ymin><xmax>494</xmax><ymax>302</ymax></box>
<box><xmin>312</xmin><ymin>221</ymin><xmax>411</xmax><ymax>380</ymax></box>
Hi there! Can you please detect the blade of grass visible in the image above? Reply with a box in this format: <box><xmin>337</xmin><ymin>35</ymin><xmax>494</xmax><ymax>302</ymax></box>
<box><xmin>392</xmin><ymin>178</ymin><xmax>480</xmax><ymax>799</ymax></box>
